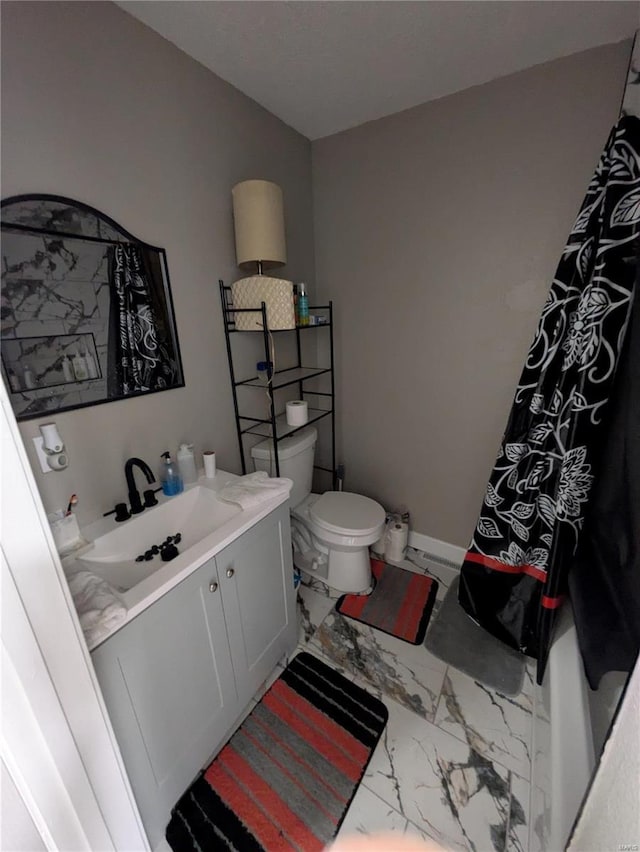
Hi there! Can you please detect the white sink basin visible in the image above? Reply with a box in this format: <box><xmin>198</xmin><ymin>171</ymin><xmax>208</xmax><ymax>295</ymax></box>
<box><xmin>78</xmin><ymin>486</ymin><xmax>240</xmax><ymax>591</ymax></box>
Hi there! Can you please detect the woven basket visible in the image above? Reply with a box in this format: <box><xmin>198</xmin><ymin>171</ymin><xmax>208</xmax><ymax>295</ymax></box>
<box><xmin>231</xmin><ymin>276</ymin><xmax>296</xmax><ymax>330</ymax></box>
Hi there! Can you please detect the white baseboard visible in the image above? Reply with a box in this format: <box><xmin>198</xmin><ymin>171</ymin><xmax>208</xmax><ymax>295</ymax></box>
<box><xmin>408</xmin><ymin>530</ymin><xmax>466</xmax><ymax>568</ymax></box>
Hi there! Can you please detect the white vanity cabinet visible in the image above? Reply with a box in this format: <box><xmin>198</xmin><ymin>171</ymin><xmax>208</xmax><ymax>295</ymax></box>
<box><xmin>216</xmin><ymin>506</ymin><xmax>296</xmax><ymax>708</ymax></box>
<box><xmin>91</xmin><ymin>503</ymin><xmax>296</xmax><ymax>847</ymax></box>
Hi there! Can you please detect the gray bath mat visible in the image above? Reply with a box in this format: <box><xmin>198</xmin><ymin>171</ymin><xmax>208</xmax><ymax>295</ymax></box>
<box><xmin>425</xmin><ymin>576</ymin><xmax>525</xmax><ymax>696</ymax></box>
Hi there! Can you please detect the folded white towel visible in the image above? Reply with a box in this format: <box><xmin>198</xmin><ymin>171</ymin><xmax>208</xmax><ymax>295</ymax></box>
<box><xmin>218</xmin><ymin>471</ymin><xmax>293</xmax><ymax>510</ymax></box>
<box><xmin>67</xmin><ymin>569</ymin><xmax>127</xmax><ymax>649</ymax></box>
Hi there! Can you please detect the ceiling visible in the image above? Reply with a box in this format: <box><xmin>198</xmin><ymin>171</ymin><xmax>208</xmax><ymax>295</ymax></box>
<box><xmin>118</xmin><ymin>1</ymin><xmax>639</xmax><ymax>139</ymax></box>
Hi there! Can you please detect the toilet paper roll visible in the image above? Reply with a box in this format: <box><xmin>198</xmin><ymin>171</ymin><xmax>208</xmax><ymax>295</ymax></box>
<box><xmin>203</xmin><ymin>451</ymin><xmax>216</xmax><ymax>479</ymax></box>
<box><xmin>385</xmin><ymin>522</ymin><xmax>409</xmax><ymax>563</ymax></box>
<box><xmin>286</xmin><ymin>400</ymin><xmax>308</xmax><ymax>427</ymax></box>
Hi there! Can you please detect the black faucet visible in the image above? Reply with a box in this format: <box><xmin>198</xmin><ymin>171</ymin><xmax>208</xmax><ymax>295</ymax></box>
<box><xmin>125</xmin><ymin>457</ymin><xmax>157</xmax><ymax>515</ymax></box>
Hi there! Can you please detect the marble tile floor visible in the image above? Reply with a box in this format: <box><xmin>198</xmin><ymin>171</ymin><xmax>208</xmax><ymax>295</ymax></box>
<box><xmin>295</xmin><ymin>549</ymin><xmax>534</xmax><ymax>852</ymax></box>
<box><xmin>156</xmin><ymin>547</ymin><xmax>534</xmax><ymax>852</ymax></box>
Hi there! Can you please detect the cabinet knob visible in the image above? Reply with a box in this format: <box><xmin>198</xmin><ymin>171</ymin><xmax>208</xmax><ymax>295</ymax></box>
<box><xmin>209</xmin><ymin>581</ymin><xmax>218</xmax><ymax>593</ymax></box>
<box><xmin>226</xmin><ymin>567</ymin><xmax>235</xmax><ymax>579</ymax></box>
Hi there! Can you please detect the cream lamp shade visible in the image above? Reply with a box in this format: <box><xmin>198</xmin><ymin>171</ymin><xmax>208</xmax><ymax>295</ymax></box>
<box><xmin>232</xmin><ymin>179</ymin><xmax>287</xmax><ymax>272</ymax></box>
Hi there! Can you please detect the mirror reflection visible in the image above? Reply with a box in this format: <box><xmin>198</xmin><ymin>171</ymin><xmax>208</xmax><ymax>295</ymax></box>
<box><xmin>1</xmin><ymin>194</ymin><xmax>184</xmax><ymax>421</ymax></box>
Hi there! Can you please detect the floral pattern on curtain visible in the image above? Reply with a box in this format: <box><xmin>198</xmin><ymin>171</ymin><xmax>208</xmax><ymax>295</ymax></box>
<box><xmin>110</xmin><ymin>244</ymin><xmax>179</xmax><ymax>395</ymax></box>
<box><xmin>458</xmin><ymin>113</ymin><xmax>640</xmax><ymax>683</ymax></box>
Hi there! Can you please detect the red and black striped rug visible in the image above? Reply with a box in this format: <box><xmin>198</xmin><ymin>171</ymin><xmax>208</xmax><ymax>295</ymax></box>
<box><xmin>166</xmin><ymin>652</ymin><xmax>388</xmax><ymax>851</ymax></box>
<box><xmin>336</xmin><ymin>558</ymin><xmax>439</xmax><ymax>645</ymax></box>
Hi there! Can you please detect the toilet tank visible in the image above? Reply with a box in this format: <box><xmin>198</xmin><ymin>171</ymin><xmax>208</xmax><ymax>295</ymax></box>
<box><xmin>251</xmin><ymin>427</ymin><xmax>317</xmax><ymax>507</ymax></box>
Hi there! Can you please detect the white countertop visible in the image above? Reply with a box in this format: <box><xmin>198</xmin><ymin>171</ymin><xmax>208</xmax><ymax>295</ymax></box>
<box><xmin>62</xmin><ymin>469</ymin><xmax>290</xmax><ymax>650</ymax></box>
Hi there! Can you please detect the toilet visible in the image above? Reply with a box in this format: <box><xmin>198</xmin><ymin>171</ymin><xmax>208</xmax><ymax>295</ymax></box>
<box><xmin>251</xmin><ymin>427</ymin><xmax>386</xmax><ymax>594</ymax></box>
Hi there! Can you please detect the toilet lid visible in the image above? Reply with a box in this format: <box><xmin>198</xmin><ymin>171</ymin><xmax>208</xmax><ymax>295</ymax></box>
<box><xmin>309</xmin><ymin>492</ymin><xmax>385</xmax><ymax>536</ymax></box>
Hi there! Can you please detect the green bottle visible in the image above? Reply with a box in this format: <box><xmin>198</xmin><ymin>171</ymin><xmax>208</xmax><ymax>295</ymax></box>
<box><xmin>298</xmin><ymin>282</ymin><xmax>309</xmax><ymax>327</ymax></box>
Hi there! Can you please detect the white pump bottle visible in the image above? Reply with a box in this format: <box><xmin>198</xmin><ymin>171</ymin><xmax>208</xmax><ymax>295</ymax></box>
<box><xmin>177</xmin><ymin>443</ymin><xmax>197</xmax><ymax>484</ymax></box>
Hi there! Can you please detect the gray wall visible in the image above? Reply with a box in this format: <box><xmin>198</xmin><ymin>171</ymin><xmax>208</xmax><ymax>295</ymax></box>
<box><xmin>312</xmin><ymin>40</ymin><xmax>631</xmax><ymax>547</ymax></box>
<box><xmin>1</xmin><ymin>4</ymin><xmax>632</xmax><ymax>546</ymax></box>
<box><xmin>1</xmin><ymin>1</ymin><xmax>315</xmax><ymax>526</ymax></box>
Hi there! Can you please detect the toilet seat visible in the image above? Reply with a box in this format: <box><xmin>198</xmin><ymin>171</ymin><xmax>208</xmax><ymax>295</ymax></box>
<box><xmin>309</xmin><ymin>492</ymin><xmax>385</xmax><ymax>537</ymax></box>
<box><xmin>290</xmin><ymin>492</ymin><xmax>386</xmax><ymax>593</ymax></box>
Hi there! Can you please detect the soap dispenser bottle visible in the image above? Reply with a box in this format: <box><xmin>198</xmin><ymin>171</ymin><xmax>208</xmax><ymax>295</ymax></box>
<box><xmin>160</xmin><ymin>451</ymin><xmax>183</xmax><ymax>496</ymax></box>
<box><xmin>177</xmin><ymin>443</ymin><xmax>197</xmax><ymax>484</ymax></box>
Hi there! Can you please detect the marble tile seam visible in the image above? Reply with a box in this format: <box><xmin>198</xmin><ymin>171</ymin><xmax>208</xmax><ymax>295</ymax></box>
<box><xmin>356</xmin><ymin>778</ymin><xmax>440</xmax><ymax>845</ymax></box>
<box><xmin>426</xmin><ymin>713</ymin><xmax>532</xmax><ymax>782</ymax></box>
<box><xmin>507</xmin><ymin>772</ymin><xmax>532</xmax><ymax>852</ymax></box>
<box><xmin>504</xmin><ymin>770</ymin><xmax>515</xmax><ymax>852</ymax></box>
<box><xmin>509</xmin><ymin>768</ymin><xmax>534</xmax><ymax>786</ymax></box>
<box><xmin>354</xmin><ymin>674</ymin><xmax>489</xmax><ymax>761</ymax></box>
<box><xmin>422</xmin><ymin>684</ymin><xmax>531</xmax><ymax>784</ymax></box>
<box><xmin>355</xmin><ymin>781</ymin><xmax>407</xmax><ymax>819</ymax></box>
<box><xmin>430</xmin><ymin>663</ymin><xmax>450</xmax><ymax>725</ymax></box>
<box><xmin>401</xmin><ymin>802</ymin><xmax>446</xmax><ymax>847</ymax></box>
<box><xmin>310</xmin><ymin>649</ymin><xmax>530</xmax><ymax>851</ymax></box>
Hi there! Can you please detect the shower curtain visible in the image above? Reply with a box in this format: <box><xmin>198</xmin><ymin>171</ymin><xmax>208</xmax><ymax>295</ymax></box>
<box><xmin>459</xmin><ymin>43</ymin><xmax>640</xmax><ymax>684</ymax></box>
<box><xmin>109</xmin><ymin>243</ymin><xmax>174</xmax><ymax>396</ymax></box>
<box><xmin>567</xmin><ymin>254</ymin><xmax>640</xmax><ymax>690</ymax></box>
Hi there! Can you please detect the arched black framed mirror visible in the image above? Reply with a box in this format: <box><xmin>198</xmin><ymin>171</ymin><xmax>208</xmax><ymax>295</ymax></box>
<box><xmin>1</xmin><ymin>194</ymin><xmax>184</xmax><ymax>420</ymax></box>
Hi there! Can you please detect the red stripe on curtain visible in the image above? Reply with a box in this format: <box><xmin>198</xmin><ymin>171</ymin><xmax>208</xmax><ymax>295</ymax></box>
<box><xmin>541</xmin><ymin>594</ymin><xmax>566</xmax><ymax>609</ymax></box>
<box><xmin>465</xmin><ymin>551</ymin><xmax>547</xmax><ymax>583</ymax></box>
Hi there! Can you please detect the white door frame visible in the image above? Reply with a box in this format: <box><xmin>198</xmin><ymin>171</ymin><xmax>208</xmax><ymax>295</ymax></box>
<box><xmin>1</xmin><ymin>379</ymin><xmax>148</xmax><ymax>851</ymax></box>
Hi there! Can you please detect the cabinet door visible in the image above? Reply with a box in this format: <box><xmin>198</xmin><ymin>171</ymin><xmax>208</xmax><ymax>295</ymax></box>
<box><xmin>218</xmin><ymin>503</ymin><xmax>297</xmax><ymax>706</ymax></box>
<box><xmin>91</xmin><ymin>556</ymin><xmax>237</xmax><ymax>847</ymax></box>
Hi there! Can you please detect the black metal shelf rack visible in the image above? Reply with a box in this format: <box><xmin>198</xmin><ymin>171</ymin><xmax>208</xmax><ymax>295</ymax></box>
<box><xmin>219</xmin><ymin>280</ymin><xmax>336</xmax><ymax>481</ymax></box>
